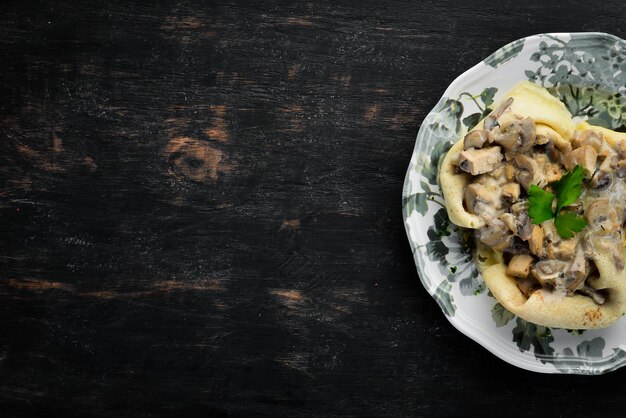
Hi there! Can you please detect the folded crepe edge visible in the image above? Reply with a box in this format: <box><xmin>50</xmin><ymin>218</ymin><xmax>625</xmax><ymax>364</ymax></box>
<box><xmin>483</xmin><ymin>249</ymin><xmax>626</xmax><ymax>329</ymax></box>
<box><xmin>437</xmin><ymin>81</ymin><xmax>626</xmax><ymax>329</ymax></box>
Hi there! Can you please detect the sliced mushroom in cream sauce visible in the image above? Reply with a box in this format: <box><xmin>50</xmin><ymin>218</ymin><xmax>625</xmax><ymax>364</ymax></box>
<box><xmin>457</xmin><ymin>99</ymin><xmax>626</xmax><ymax>305</ymax></box>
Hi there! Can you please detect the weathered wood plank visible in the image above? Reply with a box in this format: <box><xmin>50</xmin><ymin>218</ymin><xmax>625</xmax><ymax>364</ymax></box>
<box><xmin>2</xmin><ymin>0</ymin><xmax>626</xmax><ymax>416</ymax></box>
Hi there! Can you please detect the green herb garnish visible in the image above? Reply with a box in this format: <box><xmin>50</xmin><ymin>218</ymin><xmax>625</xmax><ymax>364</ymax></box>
<box><xmin>552</xmin><ymin>164</ymin><xmax>586</xmax><ymax>213</ymax></box>
<box><xmin>527</xmin><ymin>165</ymin><xmax>588</xmax><ymax>238</ymax></box>
<box><xmin>528</xmin><ymin>185</ymin><xmax>555</xmax><ymax>224</ymax></box>
<box><xmin>554</xmin><ymin>212</ymin><xmax>588</xmax><ymax>239</ymax></box>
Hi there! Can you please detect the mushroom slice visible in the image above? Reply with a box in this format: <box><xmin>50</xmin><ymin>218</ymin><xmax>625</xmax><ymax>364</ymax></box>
<box><xmin>458</xmin><ymin>146</ymin><xmax>503</xmax><ymax>175</ymax></box>
<box><xmin>513</xmin><ymin>154</ymin><xmax>545</xmax><ymax>191</ymax></box>
<box><xmin>516</xmin><ymin>212</ymin><xmax>534</xmax><ymax>241</ymax></box>
<box><xmin>491</xmin><ymin>117</ymin><xmax>536</xmax><ymax>153</ymax></box>
<box><xmin>537</xmin><ymin>125</ymin><xmax>571</xmax><ymax>162</ymax></box>
<box><xmin>535</xmin><ymin>132</ymin><xmax>550</xmax><ymax>145</ymax></box>
<box><xmin>478</xmin><ymin>219</ymin><xmax>513</xmax><ymax>251</ymax></box>
<box><xmin>572</xmin><ymin>129</ymin><xmax>603</xmax><ymax>151</ymax></box>
<box><xmin>563</xmin><ymin>145</ymin><xmax>598</xmax><ymax>178</ymax></box>
<box><xmin>547</xmin><ymin>142</ymin><xmax>563</xmax><ymax>164</ymax></box>
<box><xmin>542</xmin><ymin>220</ymin><xmax>560</xmax><ymax>246</ymax></box>
<box><xmin>463</xmin><ymin>130</ymin><xmax>490</xmax><ymax>150</ymax></box>
<box><xmin>506</xmin><ymin>254</ymin><xmax>534</xmax><ymax>279</ymax></box>
<box><xmin>599</xmin><ymin>154</ymin><xmax>617</xmax><ymax>173</ymax></box>
<box><xmin>502</xmin><ymin>236</ymin><xmax>531</xmax><ymax>255</ymax></box>
<box><xmin>578</xmin><ymin>284</ymin><xmax>606</xmax><ymax>305</ymax></box>
<box><xmin>492</xmin><ymin>130</ymin><xmax>518</xmax><ymax>152</ymax></box>
<box><xmin>585</xmin><ymin>198</ymin><xmax>610</xmax><ymax>228</ymax></box>
<box><xmin>490</xmin><ymin>166</ymin><xmax>505</xmax><ymax>179</ymax></box>
<box><xmin>504</xmin><ymin>163</ymin><xmax>516</xmax><ymax>180</ymax></box>
<box><xmin>531</xmin><ymin>260</ymin><xmax>569</xmax><ymax>288</ymax></box>
<box><xmin>547</xmin><ymin>236</ymin><xmax>579</xmax><ymax>261</ymax></box>
<box><xmin>598</xmin><ymin>141</ymin><xmax>615</xmax><ymax>159</ymax></box>
<box><xmin>464</xmin><ymin>183</ymin><xmax>496</xmax><ymax>215</ymax></box>
<box><xmin>484</xmin><ymin>97</ymin><xmax>514</xmax><ymax>131</ymax></box>
<box><xmin>501</xmin><ymin>183</ymin><xmax>520</xmax><ymax>203</ymax></box>
<box><xmin>500</xmin><ymin>213</ymin><xmax>518</xmax><ymax>234</ymax></box>
<box><xmin>510</xmin><ymin>200</ymin><xmax>528</xmax><ymax>213</ymax></box>
<box><xmin>528</xmin><ymin>225</ymin><xmax>545</xmax><ymax>257</ymax></box>
<box><xmin>590</xmin><ymin>170</ymin><xmax>612</xmax><ymax>191</ymax></box>
<box><xmin>517</xmin><ymin>277</ymin><xmax>540</xmax><ymax>297</ymax></box>
<box><xmin>516</xmin><ymin>117</ymin><xmax>537</xmax><ymax>153</ymax></box>
<box><xmin>544</xmin><ymin>163</ymin><xmax>563</xmax><ymax>183</ymax></box>
<box><xmin>554</xmin><ymin>138</ymin><xmax>573</xmax><ymax>155</ymax></box>
<box><xmin>503</xmin><ymin>203</ymin><xmax>533</xmax><ymax>241</ymax></box>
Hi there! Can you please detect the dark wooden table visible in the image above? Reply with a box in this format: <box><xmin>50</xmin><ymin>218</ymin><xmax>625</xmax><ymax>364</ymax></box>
<box><xmin>3</xmin><ymin>1</ymin><xmax>626</xmax><ymax>417</ymax></box>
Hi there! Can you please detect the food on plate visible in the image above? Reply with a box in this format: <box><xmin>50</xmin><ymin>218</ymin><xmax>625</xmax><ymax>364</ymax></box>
<box><xmin>439</xmin><ymin>81</ymin><xmax>626</xmax><ymax>329</ymax></box>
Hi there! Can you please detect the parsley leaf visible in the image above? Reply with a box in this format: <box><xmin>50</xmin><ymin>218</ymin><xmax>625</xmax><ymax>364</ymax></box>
<box><xmin>552</xmin><ymin>165</ymin><xmax>585</xmax><ymax>212</ymax></box>
<box><xmin>526</xmin><ymin>165</ymin><xmax>588</xmax><ymax>239</ymax></box>
<box><xmin>554</xmin><ymin>212</ymin><xmax>588</xmax><ymax>239</ymax></box>
<box><xmin>528</xmin><ymin>184</ymin><xmax>555</xmax><ymax>224</ymax></box>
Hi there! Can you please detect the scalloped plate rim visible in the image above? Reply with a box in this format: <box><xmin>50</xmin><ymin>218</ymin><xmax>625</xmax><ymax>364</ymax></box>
<box><xmin>402</xmin><ymin>31</ymin><xmax>626</xmax><ymax>374</ymax></box>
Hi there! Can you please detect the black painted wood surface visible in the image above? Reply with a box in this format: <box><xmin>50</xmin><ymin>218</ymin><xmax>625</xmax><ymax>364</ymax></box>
<box><xmin>2</xmin><ymin>1</ymin><xmax>626</xmax><ymax>417</ymax></box>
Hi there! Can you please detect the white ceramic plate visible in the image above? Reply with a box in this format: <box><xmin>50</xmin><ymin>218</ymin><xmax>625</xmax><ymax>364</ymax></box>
<box><xmin>402</xmin><ymin>32</ymin><xmax>626</xmax><ymax>374</ymax></box>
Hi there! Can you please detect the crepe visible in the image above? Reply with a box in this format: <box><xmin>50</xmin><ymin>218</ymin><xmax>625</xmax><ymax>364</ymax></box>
<box><xmin>439</xmin><ymin>81</ymin><xmax>626</xmax><ymax>329</ymax></box>
<box><xmin>440</xmin><ymin>81</ymin><xmax>575</xmax><ymax>229</ymax></box>
<box><xmin>482</xmin><ymin>249</ymin><xmax>626</xmax><ymax>329</ymax></box>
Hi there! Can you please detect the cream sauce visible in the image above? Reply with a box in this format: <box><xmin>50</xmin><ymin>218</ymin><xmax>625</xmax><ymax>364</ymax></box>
<box><xmin>460</xmin><ymin>108</ymin><xmax>626</xmax><ymax>304</ymax></box>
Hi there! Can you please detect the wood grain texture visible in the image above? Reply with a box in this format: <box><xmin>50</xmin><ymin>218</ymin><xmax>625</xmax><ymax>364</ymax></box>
<box><xmin>2</xmin><ymin>1</ymin><xmax>626</xmax><ymax>417</ymax></box>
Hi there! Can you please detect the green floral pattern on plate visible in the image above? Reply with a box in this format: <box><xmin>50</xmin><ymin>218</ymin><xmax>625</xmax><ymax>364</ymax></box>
<box><xmin>484</xmin><ymin>38</ymin><xmax>525</xmax><ymax>68</ymax></box>
<box><xmin>402</xmin><ymin>33</ymin><xmax>626</xmax><ymax>374</ymax></box>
